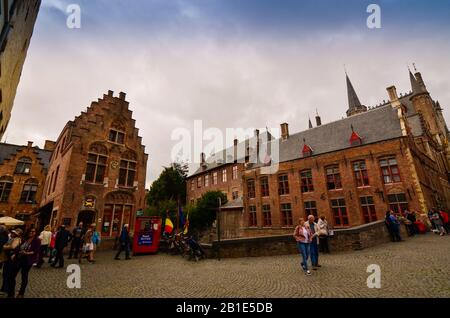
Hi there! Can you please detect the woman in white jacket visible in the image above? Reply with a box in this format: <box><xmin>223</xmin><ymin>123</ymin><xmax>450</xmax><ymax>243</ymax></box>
<box><xmin>37</xmin><ymin>225</ymin><xmax>52</xmax><ymax>268</ymax></box>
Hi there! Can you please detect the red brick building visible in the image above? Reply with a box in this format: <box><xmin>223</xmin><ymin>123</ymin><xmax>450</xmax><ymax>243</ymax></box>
<box><xmin>190</xmin><ymin>69</ymin><xmax>450</xmax><ymax>238</ymax></box>
<box><xmin>38</xmin><ymin>91</ymin><xmax>148</xmax><ymax>237</ymax></box>
<box><xmin>0</xmin><ymin>141</ymin><xmax>51</xmax><ymax>225</ymax></box>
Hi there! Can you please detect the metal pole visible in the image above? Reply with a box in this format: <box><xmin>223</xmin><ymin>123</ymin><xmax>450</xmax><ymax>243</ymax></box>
<box><xmin>217</xmin><ymin>197</ymin><xmax>221</xmax><ymax>261</ymax></box>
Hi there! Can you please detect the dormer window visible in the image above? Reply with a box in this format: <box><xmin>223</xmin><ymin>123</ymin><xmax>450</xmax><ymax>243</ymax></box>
<box><xmin>349</xmin><ymin>126</ymin><xmax>362</xmax><ymax>146</ymax></box>
<box><xmin>15</xmin><ymin>157</ymin><xmax>32</xmax><ymax>174</ymax></box>
<box><xmin>302</xmin><ymin>139</ymin><xmax>313</xmax><ymax>157</ymax></box>
<box><xmin>109</xmin><ymin>129</ymin><xmax>125</xmax><ymax>144</ymax></box>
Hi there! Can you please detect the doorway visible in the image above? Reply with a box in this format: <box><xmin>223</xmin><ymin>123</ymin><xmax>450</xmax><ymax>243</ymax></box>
<box><xmin>77</xmin><ymin>210</ymin><xmax>96</xmax><ymax>229</ymax></box>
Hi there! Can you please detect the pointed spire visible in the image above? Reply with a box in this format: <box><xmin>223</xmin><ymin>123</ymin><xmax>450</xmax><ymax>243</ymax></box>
<box><xmin>346</xmin><ymin>73</ymin><xmax>367</xmax><ymax>117</ymax></box>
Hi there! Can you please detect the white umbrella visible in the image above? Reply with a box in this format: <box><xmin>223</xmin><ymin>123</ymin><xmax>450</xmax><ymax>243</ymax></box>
<box><xmin>0</xmin><ymin>216</ymin><xmax>25</xmax><ymax>227</ymax></box>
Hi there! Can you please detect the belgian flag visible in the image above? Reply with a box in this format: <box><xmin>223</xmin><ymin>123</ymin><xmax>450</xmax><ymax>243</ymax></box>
<box><xmin>164</xmin><ymin>217</ymin><xmax>174</xmax><ymax>234</ymax></box>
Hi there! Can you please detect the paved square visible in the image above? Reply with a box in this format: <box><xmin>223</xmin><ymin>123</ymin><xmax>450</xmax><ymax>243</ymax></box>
<box><xmin>21</xmin><ymin>234</ymin><xmax>450</xmax><ymax>298</ymax></box>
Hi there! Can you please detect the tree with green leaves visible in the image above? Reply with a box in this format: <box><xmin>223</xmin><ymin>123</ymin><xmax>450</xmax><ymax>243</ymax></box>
<box><xmin>189</xmin><ymin>191</ymin><xmax>228</xmax><ymax>232</ymax></box>
<box><xmin>147</xmin><ymin>162</ymin><xmax>188</xmax><ymax>219</ymax></box>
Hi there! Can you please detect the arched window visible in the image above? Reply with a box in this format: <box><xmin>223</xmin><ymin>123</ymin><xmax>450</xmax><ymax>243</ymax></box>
<box><xmin>15</xmin><ymin>157</ymin><xmax>32</xmax><ymax>174</ymax></box>
<box><xmin>20</xmin><ymin>178</ymin><xmax>38</xmax><ymax>203</ymax></box>
<box><xmin>0</xmin><ymin>176</ymin><xmax>13</xmax><ymax>202</ymax></box>
<box><xmin>85</xmin><ymin>143</ymin><xmax>108</xmax><ymax>183</ymax></box>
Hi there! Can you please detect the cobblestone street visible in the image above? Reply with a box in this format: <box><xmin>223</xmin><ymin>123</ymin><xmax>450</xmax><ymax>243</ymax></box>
<box><xmin>17</xmin><ymin>234</ymin><xmax>450</xmax><ymax>298</ymax></box>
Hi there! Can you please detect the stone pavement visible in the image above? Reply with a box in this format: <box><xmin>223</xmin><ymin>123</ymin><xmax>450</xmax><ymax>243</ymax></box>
<box><xmin>12</xmin><ymin>233</ymin><xmax>450</xmax><ymax>298</ymax></box>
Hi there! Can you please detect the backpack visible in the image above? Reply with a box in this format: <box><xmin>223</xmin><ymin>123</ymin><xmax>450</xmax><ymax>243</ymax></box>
<box><xmin>92</xmin><ymin>231</ymin><xmax>101</xmax><ymax>246</ymax></box>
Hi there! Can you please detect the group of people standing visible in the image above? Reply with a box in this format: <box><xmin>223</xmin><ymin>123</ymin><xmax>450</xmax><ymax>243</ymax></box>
<box><xmin>0</xmin><ymin>221</ymin><xmax>101</xmax><ymax>298</ymax></box>
<box><xmin>293</xmin><ymin>215</ymin><xmax>330</xmax><ymax>275</ymax></box>
<box><xmin>385</xmin><ymin>208</ymin><xmax>450</xmax><ymax>242</ymax></box>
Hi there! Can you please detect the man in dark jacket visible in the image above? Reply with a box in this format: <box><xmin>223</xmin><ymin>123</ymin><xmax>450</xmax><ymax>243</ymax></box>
<box><xmin>51</xmin><ymin>225</ymin><xmax>71</xmax><ymax>268</ymax></box>
<box><xmin>114</xmin><ymin>224</ymin><xmax>132</xmax><ymax>260</ymax></box>
<box><xmin>69</xmin><ymin>222</ymin><xmax>85</xmax><ymax>259</ymax></box>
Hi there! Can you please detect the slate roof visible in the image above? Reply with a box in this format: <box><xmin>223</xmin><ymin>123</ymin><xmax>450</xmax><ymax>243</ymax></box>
<box><xmin>0</xmin><ymin>143</ymin><xmax>53</xmax><ymax>170</ymax></box>
<box><xmin>249</xmin><ymin>105</ymin><xmax>404</xmax><ymax>167</ymax></box>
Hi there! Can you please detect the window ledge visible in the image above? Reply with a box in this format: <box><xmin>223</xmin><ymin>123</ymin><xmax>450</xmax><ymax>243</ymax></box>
<box><xmin>83</xmin><ymin>182</ymin><xmax>104</xmax><ymax>186</ymax></box>
<box><xmin>328</xmin><ymin>189</ymin><xmax>343</xmax><ymax>192</ymax></box>
<box><xmin>356</xmin><ymin>186</ymin><xmax>372</xmax><ymax>189</ymax></box>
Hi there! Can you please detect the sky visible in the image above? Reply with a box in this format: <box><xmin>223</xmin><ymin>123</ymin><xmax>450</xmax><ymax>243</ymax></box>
<box><xmin>6</xmin><ymin>0</ymin><xmax>450</xmax><ymax>188</ymax></box>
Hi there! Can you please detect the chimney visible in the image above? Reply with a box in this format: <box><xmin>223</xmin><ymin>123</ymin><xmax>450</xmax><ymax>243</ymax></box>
<box><xmin>255</xmin><ymin>129</ymin><xmax>260</xmax><ymax>158</ymax></box>
<box><xmin>387</xmin><ymin>85</ymin><xmax>399</xmax><ymax>102</ymax></box>
<box><xmin>233</xmin><ymin>139</ymin><xmax>238</xmax><ymax>163</ymax></box>
<box><xmin>44</xmin><ymin>140</ymin><xmax>56</xmax><ymax>151</ymax></box>
<box><xmin>315</xmin><ymin>112</ymin><xmax>322</xmax><ymax>127</ymax></box>
<box><xmin>119</xmin><ymin>92</ymin><xmax>126</xmax><ymax>100</ymax></box>
<box><xmin>200</xmin><ymin>152</ymin><xmax>206</xmax><ymax>167</ymax></box>
<box><xmin>27</xmin><ymin>141</ymin><xmax>33</xmax><ymax>148</ymax></box>
<box><xmin>281</xmin><ymin>123</ymin><xmax>289</xmax><ymax>141</ymax></box>
<box><xmin>107</xmin><ymin>90</ymin><xmax>114</xmax><ymax>97</ymax></box>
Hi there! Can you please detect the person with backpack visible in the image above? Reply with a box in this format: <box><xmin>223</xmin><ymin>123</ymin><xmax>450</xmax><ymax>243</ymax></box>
<box><xmin>79</xmin><ymin>224</ymin><xmax>95</xmax><ymax>264</ymax></box>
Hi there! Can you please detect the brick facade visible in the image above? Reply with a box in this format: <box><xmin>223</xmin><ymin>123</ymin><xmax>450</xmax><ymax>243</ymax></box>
<box><xmin>0</xmin><ymin>141</ymin><xmax>51</xmax><ymax>225</ymax></box>
<box><xmin>242</xmin><ymin>138</ymin><xmax>423</xmax><ymax>236</ymax></box>
<box><xmin>187</xmin><ymin>163</ymin><xmax>245</xmax><ymax>204</ymax></box>
<box><xmin>38</xmin><ymin>91</ymin><xmax>148</xmax><ymax>237</ymax></box>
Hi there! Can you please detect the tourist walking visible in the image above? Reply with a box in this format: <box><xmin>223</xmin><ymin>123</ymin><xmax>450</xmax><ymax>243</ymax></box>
<box><xmin>79</xmin><ymin>224</ymin><xmax>95</xmax><ymax>264</ymax></box>
<box><xmin>385</xmin><ymin>211</ymin><xmax>402</xmax><ymax>242</ymax></box>
<box><xmin>36</xmin><ymin>225</ymin><xmax>52</xmax><ymax>268</ymax></box>
<box><xmin>69</xmin><ymin>222</ymin><xmax>84</xmax><ymax>259</ymax></box>
<box><xmin>115</xmin><ymin>224</ymin><xmax>132</xmax><ymax>260</ymax></box>
<box><xmin>317</xmin><ymin>215</ymin><xmax>330</xmax><ymax>253</ymax></box>
<box><xmin>306</xmin><ymin>215</ymin><xmax>321</xmax><ymax>270</ymax></box>
<box><xmin>51</xmin><ymin>225</ymin><xmax>71</xmax><ymax>268</ymax></box>
<box><xmin>0</xmin><ymin>229</ymin><xmax>22</xmax><ymax>297</ymax></box>
<box><xmin>293</xmin><ymin>218</ymin><xmax>312</xmax><ymax>275</ymax></box>
<box><xmin>9</xmin><ymin>228</ymin><xmax>40</xmax><ymax>298</ymax></box>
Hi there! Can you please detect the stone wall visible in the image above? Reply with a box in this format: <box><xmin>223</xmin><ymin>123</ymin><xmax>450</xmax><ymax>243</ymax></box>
<box><xmin>205</xmin><ymin>220</ymin><xmax>410</xmax><ymax>258</ymax></box>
